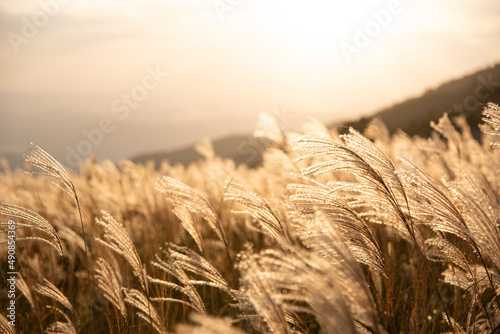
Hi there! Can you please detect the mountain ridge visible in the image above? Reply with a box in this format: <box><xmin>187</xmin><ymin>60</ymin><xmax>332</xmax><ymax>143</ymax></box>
<box><xmin>131</xmin><ymin>134</ymin><xmax>272</xmax><ymax>168</ymax></box>
<box><xmin>335</xmin><ymin>63</ymin><xmax>500</xmax><ymax>136</ymax></box>
<box><xmin>132</xmin><ymin>63</ymin><xmax>500</xmax><ymax>167</ymax></box>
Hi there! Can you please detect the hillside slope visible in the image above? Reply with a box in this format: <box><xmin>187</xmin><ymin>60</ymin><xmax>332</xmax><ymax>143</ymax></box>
<box><xmin>132</xmin><ymin>64</ymin><xmax>500</xmax><ymax>167</ymax></box>
<box><xmin>131</xmin><ymin>135</ymin><xmax>271</xmax><ymax>168</ymax></box>
<box><xmin>336</xmin><ymin>63</ymin><xmax>500</xmax><ymax>136</ymax></box>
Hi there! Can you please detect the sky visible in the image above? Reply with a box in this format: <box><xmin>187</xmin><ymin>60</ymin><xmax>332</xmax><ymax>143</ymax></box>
<box><xmin>0</xmin><ymin>0</ymin><xmax>499</xmax><ymax>167</ymax></box>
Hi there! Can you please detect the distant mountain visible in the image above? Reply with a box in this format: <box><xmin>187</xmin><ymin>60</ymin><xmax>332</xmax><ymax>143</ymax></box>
<box><xmin>135</xmin><ymin>64</ymin><xmax>500</xmax><ymax>168</ymax></box>
<box><xmin>334</xmin><ymin>63</ymin><xmax>500</xmax><ymax>136</ymax></box>
<box><xmin>131</xmin><ymin>135</ymin><xmax>272</xmax><ymax>168</ymax></box>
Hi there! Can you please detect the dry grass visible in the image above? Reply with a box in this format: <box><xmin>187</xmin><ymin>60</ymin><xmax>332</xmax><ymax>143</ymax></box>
<box><xmin>1</xmin><ymin>104</ymin><xmax>500</xmax><ymax>333</ymax></box>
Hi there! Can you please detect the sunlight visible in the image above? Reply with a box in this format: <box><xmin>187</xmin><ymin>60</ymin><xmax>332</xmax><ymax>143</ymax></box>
<box><xmin>242</xmin><ymin>2</ymin><xmax>351</xmax><ymax>62</ymax></box>
<box><xmin>243</xmin><ymin>0</ymin><xmax>400</xmax><ymax>61</ymax></box>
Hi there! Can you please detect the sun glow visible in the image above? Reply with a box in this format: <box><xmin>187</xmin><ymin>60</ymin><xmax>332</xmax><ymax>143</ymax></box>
<box><xmin>245</xmin><ymin>5</ymin><xmax>336</xmax><ymax>62</ymax></box>
<box><xmin>232</xmin><ymin>1</ymin><xmax>399</xmax><ymax>61</ymax></box>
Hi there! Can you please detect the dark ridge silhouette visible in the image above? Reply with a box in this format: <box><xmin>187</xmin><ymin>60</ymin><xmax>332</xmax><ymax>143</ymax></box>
<box><xmin>131</xmin><ymin>135</ymin><xmax>272</xmax><ymax>168</ymax></box>
<box><xmin>132</xmin><ymin>63</ymin><xmax>500</xmax><ymax>168</ymax></box>
<box><xmin>334</xmin><ymin>63</ymin><xmax>500</xmax><ymax>136</ymax></box>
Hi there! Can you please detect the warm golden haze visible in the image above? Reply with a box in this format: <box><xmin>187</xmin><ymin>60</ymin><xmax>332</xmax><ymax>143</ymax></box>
<box><xmin>1</xmin><ymin>105</ymin><xmax>500</xmax><ymax>332</ymax></box>
<box><xmin>2</xmin><ymin>1</ymin><xmax>500</xmax><ymax>331</ymax></box>
<box><xmin>1</xmin><ymin>1</ymin><xmax>499</xmax><ymax>165</ymax></box>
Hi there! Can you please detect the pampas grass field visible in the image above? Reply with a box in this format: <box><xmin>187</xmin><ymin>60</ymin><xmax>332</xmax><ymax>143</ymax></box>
<box><xmin>2</xmin><ymin>103</ymin><xmax>500</xmax><ymax>333</ymax></box>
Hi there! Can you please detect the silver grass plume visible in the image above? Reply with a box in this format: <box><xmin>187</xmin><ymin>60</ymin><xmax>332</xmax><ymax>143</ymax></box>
<box><xmin>156</xmin><ymin>176</ymin><xmax>228</xmax><ymax>253</ymax></box>
<box><xmin>22</xmin><ymin>145</ymin><xmax>88</xmax><ymax>250</ymax></box>
<box><xmin>364</xmin><ymin>117</ymin><xmax>391</xmax><ymax>145</ymax></box>
<box><xmin>173</xmin><ymin>206</ymin><xmax>205</xmax><ymax>252</ymax></box>
<box><xmin>444</xmin><ymin>264</ymin><xmax>500</xmax><ymax>294</ymax></box>
<box><xmin>431</xmin><ymin>114</ymin><xmax>490</xmax><ymax>178</ymax></box>
<box><xmin>301</xmin><ymin>117</ymin><xmax>336</xmax><ymax>141</ymax></box>
<box><xmin>58</xmin><ymin>226</ymin><xmax>86</xmax><ymax>253</ymax></box>
<box><xmin>150</xmin><ymin>247</ymin><xmax>207</xmax><ymax>315</ymax></box>
<box><xmin>23</xmin><ymin>143</ymin><xmax>76</xmax><ymax>200</ymax></box>
<box><xmin>292</xmin><ymin>132</ymin><xmax>423</xmax><ymax>251</ymax></box>
<box><xmin>23</xmin><ymin>143</ymin><xmax>92</xmax><ymax>314</ymax></box>
<box><xmin>254</xmin><ymin>112</ymin><xmax>285</xmax><ymax>146</ymax></box>
<box><xmin>425</xmin><ymin>238</ymin><xmax>469</xmax><ymax>272</ymax></box>
<box><xmin>442</xmin><ymin>315</ymin><xmax>466</xmax><ymax>334</ymax></box>
<box><xmin>0</xmin><ymin>203</ymin><xmax>63</xmax><ymax>256</ymax></box>
<box><xmin>471</xmin><ymin>312</ymin><xmax>500</xmax><ymax>334</ymax></box>
<box><xmin>175</xmin><ymin>313</ymin><xmax>244</xmax><ymax>334</ymax></box>
<box><xmin>480</xmin><ymin>103</ymin><xmax>500</xmax><ymax>146</ymax></box>
<box><xmin>195</xmin><ymin>137</ymin><xmax>216</xmax><ymax>160</ymax></box>
<box><xmin>17</xmin><ymin>273</ymin><xmax>44</xmax><ymax>330</ymax></box>
<box><xmin>238</xmin><ymin>242</ymin><xmax>378</xmax><ymax>334</ymax></box>
<box><xmin>162</xmin><ymin>243</ymin><xmax>235</xmax><ymax>298</ymax></box>
<box><xmin>442</xmin><ymin>267</ymin><xmax>475</xmax><ymax>292</ymax></box>
<box><xmin>0</xmin><ymin>313</ymin><xmax>15</xmax><ymax>334</ymax></box>
<box><xmin>342</xmin><ymin>129</ymin><xmax>416</xmax><ymax>234</ymax></box>
<box><xmin>306</xmin><ymin>211</ymin><xmax>381</xmax><ymax>333</ymax></box>
<box><xmin>355</xmin><ymin>322</ymin><xmax>377</xmax><ymax>334</ymax></box>
<box><xmin>445</xmin><ymin>174</ymin><xmax>500</xmax><ymax>271</ymax></box>
<box><xmin>95</xmin><ymin>257</ymin><xmax>128</xmax><ymax>320</ymax></box>
<box><xmin>149</xmin><ymin>243</ymin><xmax>230</xmax><ymax>310</ymax></box>
<box><xmin>238</xmin><ymin>250</ymin><xmax>291</xmax><ymax>334</ymax></box>
<box><xmin>431</xmin><ymin>113</ymin><xmax>462</xmax><ymax>149</ymax></box>
<box><xmin>426</xmin><ymin>237</ymin><xmax>496</xmax><ymax>325</ymax></box>
<box><xmin>96</xmin><ymin>212</ymin><xmax>148</xmax><ymax>291</ymax></box>
<box><xmin>398</xmin><ymin>160</ymin><xmax>500</xmax><ymax>291</ymax></box>
<box><xmin>288</xmin><ymin>183</ymin><xmax>386</xmax><ymax>276</ymax></box>
<box><xmin>225</xmin><ymin>181</ymin><xmax>290</xmax><ymax>248</ymax></box>
<box><xmin>45</xmin><ymin>322</ymin><xmax>77</xmax><ymax>334</ymax></box>
<box><xmin>17</xmin><ymin>274</ymin><xmax>35</xmax><ymax>311</ymax></box>
<box><xmin>396</xmin><ymin>160</ymin><xmax>469</xmax><ymax>237</ymax></box>
<box><xmin>34</xmin><ymin>278</ymin><xmax>79</xmax><ymax>326</ymax></box>
<box><xmin>442</xmin><ymin>266</ymin><xmax>500</xmax><ymax>333</ymax></box>
<box><xmin>397</xmin><ymin>159</ymin><xmax>497</xmax><ymax>324</ymax></box>
<box><xmin>342</xmin><ymin>128</ymin><xmax>399</xmax><ymax>189</ymax></box>
<box><xmin>238</xmin><ymin>211</ymin><xmax>382</xmax><ymax>334</ymax></box>
<box><xmin>123</xmin><ymin>288</ymin><xmax>166</xmax><ymax>334</ymax></box>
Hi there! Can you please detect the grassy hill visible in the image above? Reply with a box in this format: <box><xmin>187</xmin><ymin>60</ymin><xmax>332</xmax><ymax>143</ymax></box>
<box><xmin>132</xmin><ymin>63</ymin><xmax>500</xmax><ymax>167</ymax></box>
<box><xmin>131</xmin><ymin>135</ymin><xmax>272</xmax><ymax>168</ymax></box>
<box><xmin>335</xmin><ymin>63</ymin><xmax>500</xmax><ymax>136</ymax></box>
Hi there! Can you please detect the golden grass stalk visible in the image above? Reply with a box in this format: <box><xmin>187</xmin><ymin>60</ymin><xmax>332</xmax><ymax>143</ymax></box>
<box><xmin>34</xmin><ymin>278</ymin><xmax>79</xmax><ymax>327</ymax></box>
<box><xmin>225</xmin><ymin>181</ymin><xmax>290</xmax><ymax>248</ymax></box>
<box><xmin>157</xmin><ymin>176</ymin><xmax>229</xmax><ymax>256</ymax></box>
<box><xmin>175</xmin><ymin>313</ymin><xmax>244</xmax><ymax>334</ymax></box>
<box><xmin>95</xmin><ymin>257</ymin><xmax>128</xmax><ymax>320</ymax></box>
<box><xmin>0</xmin><ymin>203</ymin><xmax>63</xmax><ymax>256</ymax></box>
<box><xmin>45</xmin><ymin>321</ymin><xmax>77</xmax><ymax>334</ymax></box>
<box><xmin>151</xmin><ymin>248</ymin><xmax>207</xmax><ymax>316</ymax></box>
<box><xmin>0</xmin><ymin>314</ymin><xmax>15</xmax><ymax>334</ymax></box>
<box><xmin>23</xmin><ymin>144</ymin><xmax>92</xmax><ymax>322</ymax></box>
<box><xmin>96</xmin><ymin>212</ymin><xmax>148</xmax><ymax>291</ymax></box>
<box><xmin>123</xmin><ymin>288</ymin><xmax>166</xmax><ymax>334</ymax></box>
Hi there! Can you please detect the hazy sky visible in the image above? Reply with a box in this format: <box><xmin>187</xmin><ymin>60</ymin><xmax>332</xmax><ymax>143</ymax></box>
<box><xmin>1</xmin><ymin>0</ymin><xmax>499</xmax><ymax>165</ymax></box>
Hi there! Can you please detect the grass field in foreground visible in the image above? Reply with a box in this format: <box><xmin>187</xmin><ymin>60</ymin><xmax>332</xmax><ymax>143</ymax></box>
<box><xmin>2</xmin><ymin>104</ymin><xmax>500</xmax><ymax>333</ymax></box>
